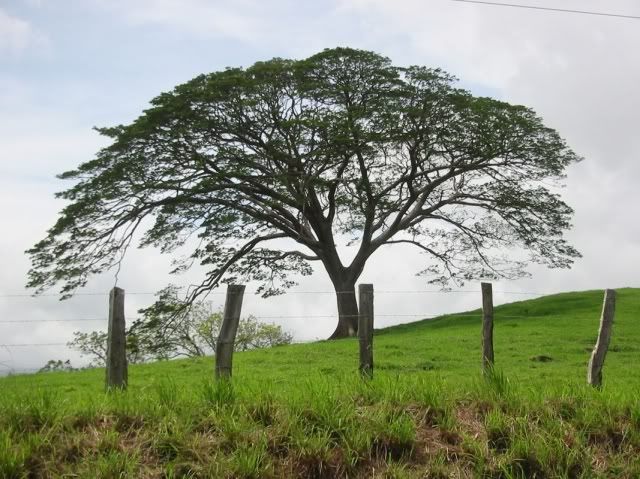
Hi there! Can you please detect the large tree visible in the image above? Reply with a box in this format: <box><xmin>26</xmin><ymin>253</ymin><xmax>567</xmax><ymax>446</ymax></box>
<box><xmin>27</xmin><ymin>48</ymin><xmax>580</xmax><ymax>338</ymax></box>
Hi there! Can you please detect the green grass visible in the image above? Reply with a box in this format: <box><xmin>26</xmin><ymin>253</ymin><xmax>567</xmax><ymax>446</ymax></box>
<box><xmin>1</xmin><ymin>288</ymin><xmax>639</xmax><ymax>477</ymax></box>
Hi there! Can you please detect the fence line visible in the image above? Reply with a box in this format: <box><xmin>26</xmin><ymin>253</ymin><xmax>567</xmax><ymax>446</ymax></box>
<box><xmin>0</xmin><ymin>289</ymin><xmax>553</xmax><ymax>298</ymax></box>
<box><xmin>0</xmin><ymin>318</ymin><xmax>109</xmax><ymax>323</ymax></box>
<box><xmin>0</xmin><ymin>312</ymin><xmax>540</xmax><ymax>348</ymax></box>
<box><xmin>0</xmin><ymin>312</ymin><xmax>543</xmax><ymax>326</ymax></box>
<box><xmin>1</xmin><ymin>367</ymin><xmax>44</xmax><ymax>373</ymax></box>
<box><xmin>0</xmin><ymin>286</ymin><xmax>619</xmax><ymax>390</ymax></box>
<box><xmin>3</xmin><ymin>284</ymin><xmax>616</xmax><ymax>390</ymax></box>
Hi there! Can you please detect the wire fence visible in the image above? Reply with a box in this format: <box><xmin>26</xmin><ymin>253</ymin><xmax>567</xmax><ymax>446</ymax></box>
<box><xmin>0</xmin><ymin>287</ymin><xmax>549</xmax><ymax>375</ymax></box>
<box><xmin>0</xmin><ymin>289</ymin><xmax>553</xmax><ymax>298</ymax></box>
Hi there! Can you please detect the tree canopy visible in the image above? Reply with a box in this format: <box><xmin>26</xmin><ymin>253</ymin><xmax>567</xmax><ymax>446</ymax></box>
<box><xmin>27</xmin><ymin>47</ymin><xmax>581</xmax><ymax>338</ymax></box>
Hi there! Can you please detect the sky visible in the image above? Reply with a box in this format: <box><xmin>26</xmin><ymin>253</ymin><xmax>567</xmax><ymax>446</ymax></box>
<box><xmin>1</xmin><ymin>0</ymin><xmax>639</xmax><ymax>373</ymax></box>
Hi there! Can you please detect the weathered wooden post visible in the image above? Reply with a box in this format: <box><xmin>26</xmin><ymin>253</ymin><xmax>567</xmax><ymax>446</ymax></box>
<box><xmin>358</xmin><ymin>283</ymin><xmax>374</xmax><ymax>378</ymax></box>
<box><xmin>106</xmin><ymin>287</ymin><xmax>127</xmax><ymax>390</ymax></box>
<box><xmin>215</xmin><ymin>284</ymin><xmax>246</xmax><ymax>380</ymax></box>
<box><xmin>587</xmin><ymin>289</ymin><xmax>616</xmax><ymax>388</ymax></box>
<box><xmin>481</xmin><ymin>282</ymin><xmax>494</xmax><ymax>373</ymax></box>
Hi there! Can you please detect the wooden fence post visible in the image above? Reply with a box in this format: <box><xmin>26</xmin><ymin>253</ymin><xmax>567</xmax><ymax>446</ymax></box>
<box><xmin>106</xmin><ymin>287</ymin><xmax>127</xmax><ymax>390</ymax></box>
<box><xmin>587</xmin><ymin>289</ymin><xmax>616</xmax><ymax>388</ymax></box>
<box><xmin>358</xmin><ymin>283</ymin><xmax>374</xmax><ymax>378</ymax></box>
<box><xmin>215</xmin><ymin>284</ymin><xmax>246</xmax><ymax>380</ymax></box>
<box><xmin>481</xmin><ymin>282</ymin><xmax>494</xmax><ymax>373</ymax></box>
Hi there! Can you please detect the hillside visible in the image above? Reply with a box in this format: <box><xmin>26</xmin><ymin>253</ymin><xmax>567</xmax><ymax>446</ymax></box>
<box><xmin>1</xmin><ymin>288</ymin><xmax>639</xmax><ymax>478</ymax></box>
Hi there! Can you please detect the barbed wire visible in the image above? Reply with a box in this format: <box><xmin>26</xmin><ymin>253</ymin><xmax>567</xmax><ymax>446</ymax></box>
<box><xmin>0</xmin><ymin>312</ymin><xmax>540</xmax><ymax>348</ymax></box>
<box><xmin>0</xmin><ymin>365</ymin><xmax>93</xmax><ymax>374</ymax></box>
<box><xmin>0</xmin><ymin>313</ymin><xmax>473</xmax><ymax>323</ymax></box>
<box><xmin>0</xmin><ymin>286</ymin><xmax>550</xmax><ymax>354</ymax></box>
<box><xmin>0</xmin><ymin>369</ymin><xmax>41</xmax><ymax>375</ymax></box>
<box><xmin>0</xmin><ymin>343</ymin><xmax>68</xmax><ymax>347</ymax></box>
<box><xmin>0</xmin><ymin>292</ymin><xmax>166</xmax><ymax>297</ymax></box>
<box><xmin>0</xmin><ymin>289</ymin><xmax>550</xmax><ymax>298</ymax></box>
<box><xmin>0</xmin><ymin>304</ymin><xmax>543</xmax><ymax>373</ymax></box>
<box><xmin>449</xmin><ymin>0</ymin><xmax>640</xmax><ymax>20</ymax></box>
<box><xmin>0</xmin><ymin>311</ymin><xmax>555</xmax><ymax>324</ymax></box>
<box><xmin>245</xmin><ymin>313</ymin><xmax>484</xmax><ymax>319</ymax></box>
<box><xmin>0</xmin><ymin>318</ymin><xmax>108</xmax><ymax>323</ymax></box>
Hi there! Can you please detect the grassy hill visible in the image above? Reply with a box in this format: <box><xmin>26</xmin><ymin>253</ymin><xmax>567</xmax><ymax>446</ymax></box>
<box><xmin>1</xmin><ymin>288</ymin><xmax>639</xmax><ymax>478</ymax></box>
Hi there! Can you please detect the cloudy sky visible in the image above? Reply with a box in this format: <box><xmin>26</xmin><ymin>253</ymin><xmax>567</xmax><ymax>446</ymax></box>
<box><xmin>1</xmin><ymin>0</ymin><xmax>638</xmax><ymax>372</ymax></box>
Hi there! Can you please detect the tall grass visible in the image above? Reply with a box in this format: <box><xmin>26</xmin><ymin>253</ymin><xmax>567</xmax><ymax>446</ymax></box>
<box><xmin>0</xmin><ymin>288</ymin><xmax>639</xmax><ymax>477</ymax></box>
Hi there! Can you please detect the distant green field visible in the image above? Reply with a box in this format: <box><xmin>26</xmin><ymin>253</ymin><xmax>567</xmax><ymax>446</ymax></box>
<box><xmin>1</xmin><ymin>288</ymin><xmax>638</xmax><ymax>478</ymax></box>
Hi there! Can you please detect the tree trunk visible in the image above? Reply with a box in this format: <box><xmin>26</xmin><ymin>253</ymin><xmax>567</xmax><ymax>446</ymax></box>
<box><xmin>328</xmin><ymin>282</ymin><xmax>359</xmax><ymax>339</ymax></box>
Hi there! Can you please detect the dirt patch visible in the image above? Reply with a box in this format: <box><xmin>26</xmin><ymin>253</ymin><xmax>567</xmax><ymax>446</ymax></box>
<box><xmin>530</xmin><ymin>355</ymin><xmax>554</xmax><ymax>362</ymax></box>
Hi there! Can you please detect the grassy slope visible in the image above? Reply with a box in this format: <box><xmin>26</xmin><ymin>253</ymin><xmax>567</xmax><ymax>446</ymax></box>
<box><xmin>1</xmin><ymin>288</ymin><xmax>639</xmax><ymax>478</ymax></box>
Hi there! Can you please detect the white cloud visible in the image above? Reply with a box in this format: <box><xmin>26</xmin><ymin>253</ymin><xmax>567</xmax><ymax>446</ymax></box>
<box><xmin>0</xmin><ymin>7</ymin><xmax>46</xmax><ymax>54</ymax></box>
<box><xmin>91</xmin><ymin>0</ymin><xmax>369</xmax><ymax>55</ymax></box>
<box><xmin>94</xmin><ymin>0</ymin><xmax>266</xmax><ymax>42</ymax></box>
<box><xmin>337</xmin><ymin>0</ymin><xmax>640</xmax><ymax>90</ymax></box>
